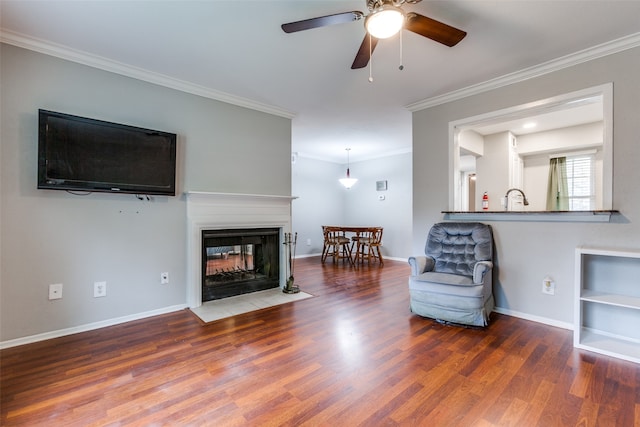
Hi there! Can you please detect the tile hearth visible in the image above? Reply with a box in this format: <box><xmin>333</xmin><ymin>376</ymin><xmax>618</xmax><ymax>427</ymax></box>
<box><xmin>189</xmin><ymin>288</ymin><xmax>313</xmax><ymax>323</ymax></box>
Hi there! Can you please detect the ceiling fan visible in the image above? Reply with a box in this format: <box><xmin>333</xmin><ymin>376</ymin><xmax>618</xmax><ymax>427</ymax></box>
<box><xmin>281</xmin><ymin>0</ymin><xmax>467</xmax><ymax>70</ymax></box>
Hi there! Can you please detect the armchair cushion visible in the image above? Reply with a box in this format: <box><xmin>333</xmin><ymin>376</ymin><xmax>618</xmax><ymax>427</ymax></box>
<box><xmin>425</xmin><ymin>222</ymin><xmax>492</xmax><ymax>276</ymax></box>
<box><xmin>412</xmin><ymin>272</ymin><xmax>474</xmax><ymax>287</ymax></box>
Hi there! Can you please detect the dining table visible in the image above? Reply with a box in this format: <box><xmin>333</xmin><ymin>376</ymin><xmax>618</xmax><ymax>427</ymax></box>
<box><xmin>322</xmin><ymin>225</ymin><xmax>384</xmax><ymax>266</ymax></box>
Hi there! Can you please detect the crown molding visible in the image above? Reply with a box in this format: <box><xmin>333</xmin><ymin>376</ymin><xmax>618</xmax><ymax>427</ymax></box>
<box><xmin>0</xmin><ymin>29</ymin><xmax>296</xmax><ymax>119</ymax></box>
<box><xmin>406</xmin><ymin>32</ymin><xmax>640</xmax><ymax>112</ymax></box>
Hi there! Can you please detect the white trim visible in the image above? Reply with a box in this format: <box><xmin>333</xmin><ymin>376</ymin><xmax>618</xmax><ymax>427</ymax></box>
<box><xmin>381</xmin><ymin>255</ymin><xmax>407</xmax><ymax>262</ymax></box>
<box><xmin>185</xmin><ymin>191</ymin><xmax>297</xmax><ymax>202</ymax></box>
<box><xmin>295</xmin><ymin>253</ymin><xmax>323</xmax><ymax>259</ymax></box>
<box><xmin>0</xmin><ymin>304</ymin><xmax>187</xmax><ymax>349</ymax></box>
<box><xmin>548</xmin><ymin>149</ymin><xmax>597</xmax><ymax>159</ymax></box>
<box><xmin>0</xmin><ymin>29</ymin><xmax>296</xmax><ymax>120</ymax></box>
<box><xmin>493</xmin><ymin>307</ymin><xmax>573</xmax><ymax>331</ymax></box>
<box><xmin>407</xmin><ymin>32</ymin><xmax>640</xmax><ymax>112</ymax></box>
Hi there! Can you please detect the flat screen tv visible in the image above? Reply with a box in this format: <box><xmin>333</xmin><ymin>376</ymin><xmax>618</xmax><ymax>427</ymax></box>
<box><xmin>38</xmin><ymin>109</ymin><xmax>177</xmax><ymax>196</ymax></box>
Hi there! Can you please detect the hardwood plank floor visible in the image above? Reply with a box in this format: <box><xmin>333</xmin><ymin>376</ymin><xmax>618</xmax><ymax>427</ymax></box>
<box><xmin>2</xmin><ymin>257</ymin><xmax>639</xmax><ymax>426</ymax></box>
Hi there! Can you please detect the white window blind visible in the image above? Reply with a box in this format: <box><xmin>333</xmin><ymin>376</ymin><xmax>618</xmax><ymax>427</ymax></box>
<box><xmin>566</xmin><ymin>154</ymin><xmax>595</xmax><ymax>210</ymax></box>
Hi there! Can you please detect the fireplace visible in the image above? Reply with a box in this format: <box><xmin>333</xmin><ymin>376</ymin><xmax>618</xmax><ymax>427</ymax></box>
<box><xmin>202</xmin><ymin>228</ymin><xmax>280</xmax><ymax>301</ymax></box>
<box><xmin>186</xmin><ymin>192</ymin><xmax>295</xmax><ymax>308</ymax></box>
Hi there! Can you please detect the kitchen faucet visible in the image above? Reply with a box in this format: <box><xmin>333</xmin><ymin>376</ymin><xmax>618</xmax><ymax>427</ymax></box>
<box><xmin>504</xmin><ymin>188</ymin><xmax>529</xmax><ymax>211</ymax></box>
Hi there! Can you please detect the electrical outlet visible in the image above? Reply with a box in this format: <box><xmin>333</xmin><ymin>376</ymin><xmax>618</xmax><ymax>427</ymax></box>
<box><xmin>49</xmin><ymin>283</ymin><xmax>63</xmax><ymax>300</ymax></box>
<box><xmin>94</xmin><ymin>281</ymin><xmax>107</xmax><ymax>298</ymax></box>
<box><xmin>160</xmin><ymin>272</ymin><xmax>169</xmax><ymax>285</ymax></box>
<box><xmin>306</xmin><ymin>239</ymin><xmax>311</xmax><ymax>246</ymax></box>
<box><xmin>542</xmin><ymin>277</ymin><xmax>555</xmax><ymax>295</ymax></box>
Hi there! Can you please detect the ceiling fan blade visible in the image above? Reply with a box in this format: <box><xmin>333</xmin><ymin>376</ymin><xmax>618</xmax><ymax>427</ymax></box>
<box><xmin>282</xmin><ymin>11</ymin><xmax>363</xmax><ymax>33</ymax></box>
<box><xmin>405</xmin><ymin>12</ymin><xmax>467</xmax><ymax>47</ymax></box>
<box><xmin>351</xmin><ymin>35</ymin><xmax>379</xmax><ymax>69</ymax></box>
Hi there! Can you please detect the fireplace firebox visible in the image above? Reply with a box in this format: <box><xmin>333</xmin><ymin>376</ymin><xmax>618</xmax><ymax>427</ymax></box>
<box><xmin>201</xmin><ymin>228</ymin><xmax>280</xmax><ymax>301</ymax></box>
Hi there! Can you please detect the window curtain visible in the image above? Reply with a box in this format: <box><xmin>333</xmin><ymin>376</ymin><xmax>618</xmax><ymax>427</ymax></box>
<box><xmin>546</xmin><ymin>157</ymin><xmax>569</xmax><ymax>210</ymax></box>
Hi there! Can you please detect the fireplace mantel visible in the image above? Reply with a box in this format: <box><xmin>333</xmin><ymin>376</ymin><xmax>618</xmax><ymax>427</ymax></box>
<box><xmin>186</xmin><ymin>191</ymin><xmax>296</xmax><ymax>308</ymax></box>
<box><xmin>186</xmin><ymin>191</ymin><xmax>297</xmax><ymax>202</ymax></box>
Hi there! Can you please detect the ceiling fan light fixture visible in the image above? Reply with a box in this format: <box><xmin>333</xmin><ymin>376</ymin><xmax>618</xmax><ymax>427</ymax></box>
<box><xmin>365</xmin><ymin>5</ymin><xmax>405</xmax><ymax>39</ymax></box>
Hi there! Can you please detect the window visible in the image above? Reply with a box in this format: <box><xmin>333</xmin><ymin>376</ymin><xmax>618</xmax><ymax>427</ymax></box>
<box><xmin>566</xmin><ymin>154</ymin><xmax>595</xmax><ymax>210</ymax></box>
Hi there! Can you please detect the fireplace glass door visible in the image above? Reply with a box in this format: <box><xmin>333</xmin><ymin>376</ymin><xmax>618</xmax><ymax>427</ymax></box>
<box><xmin>202</xmin><ymin>228</ymin><xmax>279</xmax><ymax>301</ymax></box>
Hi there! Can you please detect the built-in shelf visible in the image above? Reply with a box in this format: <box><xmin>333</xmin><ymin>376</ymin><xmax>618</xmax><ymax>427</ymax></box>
<box><xmin>580</xmin><ymin>290</ymin><xmax>640</xmax><ymax>310</ymax></box>
<box><xmin>443</xmin><ymin>210</ymin><xmax>617</xmax><ymax>222</ymax></box>
<box><xmin>574</xmin><ymin>247</ymin><xmax>640</xmax><ymax>364</ymax></box>
<box><xmin>578</xmin><ymin>328</ymin><xmax>640</xmax><ymax>362</ymax></box>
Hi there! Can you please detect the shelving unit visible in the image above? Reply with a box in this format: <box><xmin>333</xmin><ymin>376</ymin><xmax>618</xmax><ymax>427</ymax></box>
<box><xmin>574</xmin><ymin>247</ymin><xmax>640</xmax><ymax>364</ymax></box>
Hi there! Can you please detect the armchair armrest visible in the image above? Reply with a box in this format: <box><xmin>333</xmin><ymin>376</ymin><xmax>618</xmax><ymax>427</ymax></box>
<box><xmin>408</xmin><ymin>256</ymin><xmax>435</xmax><ymax>276</ymax></box>
<box><xmin>473</xmin><ymin>261</ymin><xmax>493</xmax><ymax>284</ymax></box>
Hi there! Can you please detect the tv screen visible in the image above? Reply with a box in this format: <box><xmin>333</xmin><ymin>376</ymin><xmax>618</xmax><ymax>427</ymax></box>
<box><xmin>38</xmin><ymin>109</ymin><xmax>177</xmax><ymax>196</ymax></box>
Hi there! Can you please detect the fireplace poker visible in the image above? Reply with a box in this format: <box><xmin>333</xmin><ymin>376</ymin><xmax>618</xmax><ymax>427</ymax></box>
<box><xmin>283</xmin><ymin>232</ymin><xmax>299</xmax><ymax>294</ymax></box>
<box><xmin>291</xmin><ymin>232</ymin><xmax>297</xmax><ymax>277</ymax></box>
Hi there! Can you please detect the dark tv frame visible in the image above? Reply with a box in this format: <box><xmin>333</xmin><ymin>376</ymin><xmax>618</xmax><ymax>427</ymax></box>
<box><xmin>38</xmin><ymin>109</ymin><xmax>177</xmax><ymax>196</ymax></box>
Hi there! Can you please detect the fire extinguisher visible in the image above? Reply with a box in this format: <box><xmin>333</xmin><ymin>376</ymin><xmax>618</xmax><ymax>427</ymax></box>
<box><xmin>482</xmin><ymin>192</ymin><xmax>489</xmax><ymax>210</ymax></box>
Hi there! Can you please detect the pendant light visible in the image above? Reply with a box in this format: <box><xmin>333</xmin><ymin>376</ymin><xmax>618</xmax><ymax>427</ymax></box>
<box><xmin>339</xmin><ymin>148</ymin><xmax>358</xmax><ymax>189</ymax></box>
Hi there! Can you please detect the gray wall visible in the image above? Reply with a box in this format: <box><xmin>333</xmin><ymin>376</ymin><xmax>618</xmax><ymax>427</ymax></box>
<box><xmin>292</xmin><ymin>153</ymin><xmax>412</xmax><ymax>260</ymax></box>
<box><xmin>412</xmin><ymin>47</ymin><xmax>640</xmax><ymax>326</ymax></box>
<box><xmin>0</xmin><ymin>44</ymin><xmax>291</xmax><ymax>342</ymax></box>
<box><xmin>291</xmin><ymin>156</ymin><xmax>344</xmax><ymax>256</ymax></box>
<box><xmin>343</xmin><ymin>153</ymin><xmax>412</xmax><ymax>260</ymax></box>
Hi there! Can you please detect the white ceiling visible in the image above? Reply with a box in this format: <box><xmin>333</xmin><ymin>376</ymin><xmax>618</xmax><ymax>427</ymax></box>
<box><xmin>2</xmin><ymin>0</ymin><xmax>640</xmax><ymax>163</ymax></box>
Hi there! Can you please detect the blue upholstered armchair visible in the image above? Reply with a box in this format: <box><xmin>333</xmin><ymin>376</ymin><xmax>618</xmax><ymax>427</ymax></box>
<box><xmin>408</xmin><ymin>222</ymin><xmax>494</xmax><ymax>327</ymax></box>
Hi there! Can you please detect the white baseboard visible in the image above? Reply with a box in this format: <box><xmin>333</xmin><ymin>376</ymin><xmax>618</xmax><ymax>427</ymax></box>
<box><xmin>295</xmin><ymin>253</ymin><xmax>322</xmax><ymax>259</ymax></box>
<box><xmin>383</xmin><ymin>256</ymin><xmax>408</xmax><ymax>262</ymax></box>
<box><xmin>0</xmin><ymin>304</ymin><xmax>187</xmax><ymax>349</ymax></box>
<box><xmin>493</xmin><ymin>307</ymin><xmax>573</xmax><ymax>330</ymax></box>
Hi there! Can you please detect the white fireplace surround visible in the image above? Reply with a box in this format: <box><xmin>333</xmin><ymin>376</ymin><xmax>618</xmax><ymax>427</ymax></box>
<box><xmin>186</xmin><ymin>191</ymin><xmax>296</xmax><ymax>308</ymax></box>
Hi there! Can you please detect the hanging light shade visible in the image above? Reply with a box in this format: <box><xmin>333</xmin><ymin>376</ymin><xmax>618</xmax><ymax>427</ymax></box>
<box><xmin>339</xmin><ymin>148</ymin><xmax>358</xmax><ymax>189</ymax></box>
<box><xmin>365</xmin><ymin>4</ymin><xmax>405</xmax><ymax>39</ymax></box>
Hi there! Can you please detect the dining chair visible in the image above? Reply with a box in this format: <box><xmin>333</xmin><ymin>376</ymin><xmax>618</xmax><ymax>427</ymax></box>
<box><xmin>321</xmin><ymin>226</ymin><xmax>353</xmax><ymax>265</ymax></box>
<box><xmin>359</xmin><ymin>227</ymin><xmax>384</xmax><ymax>265</ymax></box>
<box><xmin>352</xmin><ymin>228</ymin><xmax>371</xmax><ymax>265</ymax></box>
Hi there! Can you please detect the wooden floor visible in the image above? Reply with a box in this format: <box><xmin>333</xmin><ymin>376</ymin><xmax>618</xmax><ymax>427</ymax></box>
<box><xmin>2</xmin><ymin>257</ymin><xmax>639</xmax><ymax>426</ymax></box>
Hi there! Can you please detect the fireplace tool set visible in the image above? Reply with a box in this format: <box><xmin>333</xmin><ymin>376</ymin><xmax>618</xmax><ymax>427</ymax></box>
<box><xmin>283</xmin><ymin>232</ymin><xmax>299</xmax><ymax>294</ymax></box>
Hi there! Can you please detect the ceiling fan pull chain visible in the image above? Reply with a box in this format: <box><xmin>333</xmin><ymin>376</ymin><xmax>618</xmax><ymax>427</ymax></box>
<box><xmin>368</xmin><ymin>32</ymin><xmax>374</xmax><ymax>82</ymax></box>
<box><xmin>399</xmin><ymin>27</ymin><xmax>404</xmax><ymax>70</ymax></box>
